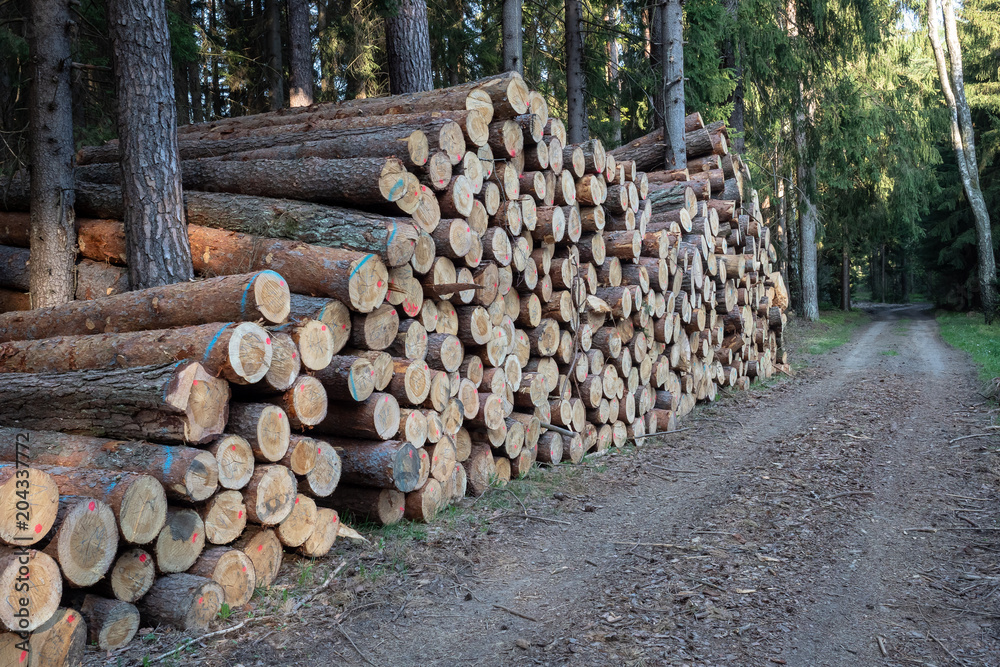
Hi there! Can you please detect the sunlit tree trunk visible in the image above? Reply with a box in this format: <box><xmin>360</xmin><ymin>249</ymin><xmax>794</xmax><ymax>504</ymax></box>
<box><xmin>660</xmin><ymin>0</ymin><xmax>686</xmax><ymax>168</ymax></box>
<box><xmin>565</xmin><ymin>0</ymin><xmax>587</xmax><ymax>143</ymax></box>
<box><xmin>288</xmin><ymin>0</ymin><xmax>314</xmax><ymax>106</ymax></box>
<box><xmin>503</xmin><ymin>0</ymin><xmax>523</xmax><ymax>74</ymax></box>
<box><xmin>928</xmin><ymin>0</ymin><xmax>996</xmax><ymax>321</ymax></box>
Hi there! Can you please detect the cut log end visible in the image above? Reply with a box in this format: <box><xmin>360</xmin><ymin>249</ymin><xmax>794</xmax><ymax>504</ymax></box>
<box><xmin>252</xmin><ymin>270</ymin><xmax>292</xmax><ymax>323</ymax></box>
<box><xmin>118</xmin><ymin>476</ymin><xmax>168</xmax><ymax>545</ymax></box>
<box><xmin>228</xmin><ymin>322</ymin><xmax>275</xmax><ymax>384</ymax></box>
<box><xmin>137</xmin><ymin>573</ymin><xmax>224</xmax><ymax>632</ymax></box>
<box><xmin>0</xmin><ymin>549</ymin><xmax>62</xmax><ymax>632</ymax></box>
<box><xmin>0</xmin><ymin>468</ymin><xmax>59</xmax><ymax>546</ymax></box>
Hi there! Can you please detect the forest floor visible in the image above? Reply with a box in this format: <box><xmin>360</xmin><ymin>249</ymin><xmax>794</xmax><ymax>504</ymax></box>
<box><xmin>99</xmin><ymin>304</ymin><xmax>1000</xmax><ymax>667</ymax></box>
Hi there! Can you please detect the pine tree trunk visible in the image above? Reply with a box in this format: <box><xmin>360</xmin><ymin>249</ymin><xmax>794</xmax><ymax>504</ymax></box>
<box><xmin>503</xmin><ymin>0</ymin><xmax>524</xmax><ymax>74</ymax></box>
<box><xmin>385</xmin><ymin>0</ymin><xmax>434</xmax><ymax>94</ymax></box>
<box><xmin>841</xmin><ymin>241</ymin><xmax>850</xmax><ymax>311</ymax></box>
<box><xmin>265</xmin><ymin>0</ymin><xmax>284</xmax><ymax>110</ymax></box>
<box><xmin>661</xmin><ymin>0</ymin><xmax>686</xmax><ymax>169</ymax></box>
<box><xmin>27</xmin><ymin>0</ymin><xmax>77</xmax><ymax>308</ymax></box>
<box><xmin>564</xmin><ymin>0</ymin><xmax>587</xmax><ymax>143</ymax></box>
<box><xmin>607</xmin><ymin>6</ymin><xmax>622</xmax><ymax>147</ymax></box>
<box><xmin>287</xmin><ymin>0</ymin><xmax>313</xmax><ymax>107</ymax></box>
<box><xmin>794</xmin><ymin>89</ymin><xmax>818</xmax><ymax>321</ymax></box>
<box><xmin>108</xmin><ymin>0</ymin><xmax>193</xmax><ymax>289</ymax></box>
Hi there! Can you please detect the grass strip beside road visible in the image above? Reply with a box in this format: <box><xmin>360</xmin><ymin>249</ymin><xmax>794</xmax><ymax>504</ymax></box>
<box><xmin>796</xmin><ymin>309</ymin><xmax>870</xmax><ymax>356</ymax></box>
<box><xmin>936</xmin><ymin>311</ymin><xmax>1000</xmax><ymax>383</ymax></box>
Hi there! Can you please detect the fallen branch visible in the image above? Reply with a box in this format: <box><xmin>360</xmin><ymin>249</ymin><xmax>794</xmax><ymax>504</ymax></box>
<box><xmin>337</xmin><ymin>626</ymin><xmax>377</xmax><ymax>666</ymax></box>
<box><xmin>493</xmin><ymin>604</ymin><xmax>539</xmax><ymax>622</ymax></box>
<box><xmin>149</xmin><ymin>618</ymin><xmax>262</xmax><ymax>663</ymax></box>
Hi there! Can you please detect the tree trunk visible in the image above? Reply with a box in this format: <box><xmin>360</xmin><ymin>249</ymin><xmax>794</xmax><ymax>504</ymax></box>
<box><xmin>385</xmin><ymin>0</ymin><xmax>434</xmax><ymax>94</ymax></box>
<box><xmin>794</xmin><ymin>99</ymin><xmax>819</xmax><ymax>321</ymax></box>
<box><xmin>0</xmin><ymin>362</ymin><xmax>228</xmax><ymax>445</ymax></box>
<box><xmin>503</xmin><ymin>0</ymin><xmax>524</xmax><ymax>74</ymax></box>
<box><xmin>28</xmin><ymin>0</ymin><xmax>77</xmax><ymax>307</ymax></box>
<box><xmin>108</xmin><ymin>0</ymin><xmax>193</xmax><ymax>289</ymax></box>
<box><xmin>187</xmin><ymin>546</ymin><xmax>256</xmax><ymax>607</ymax></box>
<box><xmin>841</xmin><ymin>241</ymin><xmax>850</xmax><ymax>311</ymax></box>
<box><xmin>607</xmin><ymin>4</ymin><xmax>622</xmax><ymax>147</ymax></box>
<box><xmin>265</xmin><ymin>0</ymin><xmax>284</xmax><ymax>110</ymax></box>
<box><xmin>287</xmin><ymin>0</ymin><xmax>313</xmax><ymax>107</ymax></box>
<box><xmin>565</xmin><ymin>0</ymin><xmax>587</xmax><ymax>143</ymax></box>
<box><xmin>661</xmin><ymin>0</ymin><xmax>686</xmax><ymax>169</ymax></box>
<box><xmin>929</xmin><ymin>0</ymin><xmax>996</xmax><ymax>321</ymax></box>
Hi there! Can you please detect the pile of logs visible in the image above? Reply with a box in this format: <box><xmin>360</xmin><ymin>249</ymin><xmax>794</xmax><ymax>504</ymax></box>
<box><xmin>0</xmin><ymin>71</ymin><xmax>786</xmax><ymax>663</ymax></box>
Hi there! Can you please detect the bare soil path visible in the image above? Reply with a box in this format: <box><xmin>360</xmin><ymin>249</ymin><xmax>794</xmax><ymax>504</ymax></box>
<box><xmin>102</xmin><ymin>306</ymin><xmax>1000</xmax><ymax>666</ymax></box>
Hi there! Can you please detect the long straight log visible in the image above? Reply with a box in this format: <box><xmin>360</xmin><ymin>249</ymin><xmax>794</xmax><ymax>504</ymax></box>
<box><xmin>136</xmin><ymin>573</ymin><xmax>223</xmax><ymax>632</ymax></box>
<box><xmin>320</xmin><ymin>484</ymin><xmax>405</xmax><ymax>526</ymax></box>
<box><xmin>0</xmin><ymin>428</ymin><xmax>218</xmax><ymax>502</ymax></box>
<box><xmin>0</xmin><ymin>362</ymin><xmax>228</xmax><ymax>445</ymax></box>
<box><xmin>329</xmin><ymin>438</ymin><xmax>424</xmax><ymax>492</ymax></box>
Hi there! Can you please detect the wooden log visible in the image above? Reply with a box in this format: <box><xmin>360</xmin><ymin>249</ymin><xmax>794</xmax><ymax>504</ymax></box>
<box><xmin>187</xmin><ymin>546</ymin><xmax>256</xmax><ymax>607</ymax></box>
<box><xmin>206</xmin><ymin>435</ymin><xmax>255</xmax><ymax>491</ymax></box>
<box><xmin>0</xmin><ymin>547</ymin><xmax>62</xmax><ymax>631</ymax></box>
<box><xmin>136</xmin><ymin>573</ymin><xmax>224</xmax><ymax>631</ymax></box>
<box><xmin>243</xmin><ymin>465</ymin><xmax>297</xmax><ymax>525</ymax></box>
<box><xmin>315</xmin><ymin>392</ymin><xmax>401</xmax><ymax>440</ymax></box>
<box><xmin>0</xmin><ymin>271</ymin><xmax>289</xmax><ymax>343</ymax></box>
<box><xmin>0</xmin><ymin>321</ymin><xmax>273</xmax><ymax>385</ymax></box>
<box><xmin>298</xmin><ymin>439</ymin><xmax>342</xmax><ymax>498</ymax></box>
<box><xmin>0</xmin><ymin>428</ymin><xmax>218</xmax><ymax>503</ymax></box>
<box><xmin>37</xmin><ymin>497</ymin><xmax>117</xmax><ymax>588</ymax></box>
<box><xmin>0</xmin><ymin>362</ymin><xmax>228</xmax><ymax>446</ymax></box>
<box><xmin>350</xmin><ymin>303</ymin><xmax>400</xmax><ymax>351</ymax></box>
<box><xmin>298</xmin><ymin>507</ymin><xmax>340</xmax><ymax>557</ymax></box>
<box><xmin>276</xmin><ymin>494</ymin><xmax>318</xmax><ymax>548</ymax></box>
<box><xmin>329</xmin><ymin>439</ymin><xmax>423</xmax><ymax>492</ymax></box>
<box><xmin>536</xmin><ymin>432</ymin><xmax>563</xmax><ymax>464</ymax></box>
<box><xmin>462</xmin><ymin>442</ymin><xmax>496</xmax><ymax>495</ymax></box>
<box><xmin>260</xmin><ymin>333</ymin><xmax>301</xmax><ymax>393</ymax></box>
<box><xmin>154</xmin><ymin>509</ymin><xmax>205</xmax><ymax>573</ymax></box>
<box><xmin>0</xmin><ymin>607</ymin><xmax>86</xmax><ymax>666</ymax></box>
<box><xmin>187</xmin><ymin>224</ymin><xmax>388</xmax><ymax>313</ymax></box>
<box><xmin>261</xmin><ymin>374</ymin><xmax>328</xmax><ymax>429</ymax></box>
<box><xmin>404</xmin><ymin>478</ymin><xmax>444</xmax><ymax>522</ymax></box>
<box><xmin>232</xmin><ymin>527</ymin><xmax>283</xmax><ymax>587</ymax></box>
<box><xmin>77</xmin><ymin>595</ymin><xmax>139</xmax><ymax>651</ymax></box>
<box><xmin>280</xmin><ymin>434</ymin><xmax>319</xmax><ymax>476</ymax></box>
<box><xmin>198</xmin><ymin>490</ymin><xmax>247</xmax><ymax>545</ymax></box>
<box><xmin>312</xmin><ymin>354</ymin><xmax>376</xmax><ymax>403</ymax></box>
<box><xmin>267</xmin><ymin>319</ymin><xmax>333</xmax><ymax>372</ymax></box>
<box><xmin>95</xmin><ymin>548</ymin><xmax>155</xmax><ymax>603</ymax></box>
<box><xmin>227</xmin><ymin>402</ymin><xmax>291</xmax><ymax>462</ymax></box>
<box><xmin>321</xmin><ymin>485</ymin><xmax>405</xmax><ymax>526</ymax></box>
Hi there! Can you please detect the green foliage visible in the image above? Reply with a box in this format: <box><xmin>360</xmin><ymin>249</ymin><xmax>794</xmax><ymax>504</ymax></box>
<box><xmin>937</xmin><ymin>310</ymin><xmax>1000</xmax><ymax>381</ymax></box>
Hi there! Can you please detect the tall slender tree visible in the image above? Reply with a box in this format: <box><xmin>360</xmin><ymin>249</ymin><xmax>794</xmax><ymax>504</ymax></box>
<box><xmin>108</xmin><ymin>0</ymin><xmax>193</xmax><ymax>288</ymax></box>
<box><xmin>266</xmin><ymin>0</ymin><xmax>284</xmax><ymax>110</ymax></box>
<box><xmin>503</xmin><ymin>0</ymin><xmax>523</xmax><ymax>74</ymax></box>
<box><xmin>661</xmin><ymin>0</ymin><xmax>686</xmax><ymax>168</ymax></box>
<box><xmin>288</xmin><ymin>0</ymin><xmax>314</xmax><ymax>106</ymax></box>
<box><xmin>27</xmin><ymin>0</ymin><xmax>77</xmax><ymax>307</ymax></box>
<box><xmin>386</xmin><ymin>0</ymin><xmax>434</xmax><ymax>93</ymax></box>
<box><xmin>927</xmin><ymin>0</ymin><xmax>996</xmax><ymax>321</ymax></box>
<box><xmin>565</xmin><ymin>0</ymin><xmax>587</xmax><ymax>142</ymax></box>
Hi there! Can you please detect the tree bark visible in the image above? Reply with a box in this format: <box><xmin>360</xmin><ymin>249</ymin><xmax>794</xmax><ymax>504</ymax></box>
<box><xmin>661</xmin><ymin>0</ymin><xmax>686</xmax><ymax>169</ymax></box>
<box><xmin>287</xmin><ymin>0</ymin><xmax>314</xmax><ymax>107</ymax></box>
<box><xmin>0</xmin><ymin>271</ymin><xmax>288</xmax><ymax>342</ymax></box>
<box><xmin>503</xmin><ymin>0</ymin><xmax>524</xmax><ymax>74</ymax></box>
<box><xmin>385</xmin><ymin>0</ymin><xmax>434</xmax><ymax>94</ymax></box>
<box><xmin>77</xmin><ymin>595</ymin><xmax>140</xmax><ymax>651</ymax></box>
<box><xmin>136</xmin><ymin>573</ymin><xmax>223</xmax><ymax>631</ymax></box>
<box><xmin>108</xmin><ymin>0</ymin><xmax>194</xmax><ymax>288</ymax></box>
<box><xmin>841</xmin><ymin>240</ymin><xmax>850</xmax><ymax>311</ymax></box>
<box><xmin>265</xmin><ymin>0</ymin><xmax>284</xmax><ymax>110</ymax></box>
<box><xmin>565</xmin><ymin>0</ymin><xmax>587</xmax><ymax>143</ymax></box>
<box><xmin>28</xmin><ymin>0</ymin><xmax>77</xmax><ymax>307</ymax></box>
<box><xmin>928</xmin><ymin>0</ymin><xmax>996</xmax><ymax>321</ymax></box>
<box><xmin>0</xmin><ymin>321</ymin><xmax>271</xmax><ymax>384</ymax></box>
<box><xmin>0</xmin><ymin>362</ymin><xmax>228</xmax><ymax>445</ymax></box>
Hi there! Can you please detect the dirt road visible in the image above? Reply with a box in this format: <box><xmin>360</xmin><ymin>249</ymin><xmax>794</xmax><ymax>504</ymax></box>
<box><xmin>107</xmin><ymin>306</ymin><xmax>1000</xmax><ymax>666</ymax></box>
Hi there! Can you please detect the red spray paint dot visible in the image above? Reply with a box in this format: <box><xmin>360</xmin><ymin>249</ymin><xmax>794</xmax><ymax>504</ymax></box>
<box><xmin>88</xmin><ymin>501</ymin><xmax>96</xmax><ymax>511</ymax></box>
<box><xmin>238</xmin><ymin>510</ymin><xmax>244</xmax><ymax>519</ymax></box>
<box><xmin>258</xmin><ymin>544</ymin><xmax>264</xmax><ymax>552</ymax></box>
<box><xmin>140</xmin><ymin>554</ymin><xmax>147</xmax><ymax>563</ymax></box>
<box><xmin>192</xmin><ymin>533</ymin><xmax>199</xmax><ymax>542</ymax></box>
<box><xmin>242</xmin><ymin>565</ymin><xmax>248</xmax><ymax>572</ymax></box>
<box><xmin>232</xmin><ymin>445</ymin><xmax>237</xmax><ymax>451</ymax></box>
<box><xmin>34</xmin><ymin>524</ymin><xmax>42</xmax><ymax>534</ymax></box>
<box><xmin>317</xmin><ymin>447</ymin><xmax>321</xmax><ymax>454</ymax></box>
<box><xmin>67</xmin><ymin>615</ymin><xmax>75</xmax><ymax>623</ymax></box>
<box><xmin>280</xmin><ymin>280</ymin><xmax>285</xmax><ymax>286</ymax></box>
<box><xmin>19</xmin><ymin>651</ymin><xmax>26</xmax><ymax>663</ymax></box>
<box><xmin>193</xmin><ymin>380</ymin><xmax>198</xmax><ymax>386</ymax></box>
<box><xmin>265</xmin><ymin>337</ymin><xmax>271</xmax><ymax>344</ymax></box>
<box><xmin>295</xmin><ymin>497</ymin><xmax>300</xmax><ymax>504</ymax></box>
<box><xmin>198</xmin><ymin>597</ymin><xmax>204</xmax><ymax>605</ymax></box>
<box><xmin>291</xmin><ymin>351</ymin><xmax>297</xmax><ymax>358</ymax></box>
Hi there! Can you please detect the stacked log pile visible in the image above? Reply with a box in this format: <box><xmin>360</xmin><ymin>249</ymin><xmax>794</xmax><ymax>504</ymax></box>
<box><xmin>0</xmin><ymin>72</ymin><xmax>786</xmax><ymax>662</ymax></box>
